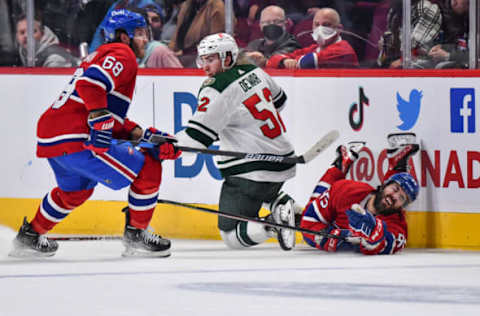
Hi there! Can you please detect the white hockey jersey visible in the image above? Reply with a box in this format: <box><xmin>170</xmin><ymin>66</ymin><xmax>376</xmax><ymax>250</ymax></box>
<box><xmin>177</xmin><ymin>64</ymin><xmax>296</xmax><ymax>182</ymax></box>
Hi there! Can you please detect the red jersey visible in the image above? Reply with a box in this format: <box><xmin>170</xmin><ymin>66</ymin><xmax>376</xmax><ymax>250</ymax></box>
<box><xmin>37</xmin><ymin>43</ymin><xmax>139</xmax><ymax>158</ymax></box>
<box><xmin>301</xmin><ymin>167</ymin><xmax>408</xmax><ymax>255</ymax></box>
<box><xmin>266</xmin><ymin>40</ymin><xmax>359</xmax><ymax>69</ymax></box>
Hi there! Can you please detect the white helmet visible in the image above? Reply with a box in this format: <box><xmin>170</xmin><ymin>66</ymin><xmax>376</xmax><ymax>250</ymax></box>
<box><xmin>197</xmin><ymin>33</ymin><xmax>239</xmax><ymax>70</ymax></box>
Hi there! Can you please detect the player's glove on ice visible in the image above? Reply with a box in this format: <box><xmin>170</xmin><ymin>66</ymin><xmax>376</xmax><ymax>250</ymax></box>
<box><xmin>84</xmin><ymin>109</ymin><xmax>114</xmax><ymax>154</ymax></box>
<box><xmin>317</xmin><ymin>224</ymin><xmax>357</xmax><ymax>252</ymax></box>
<box><xmin>142</xmin><ymin>127</ymin><xmax>182</xmax><ymax>160</ymax></box>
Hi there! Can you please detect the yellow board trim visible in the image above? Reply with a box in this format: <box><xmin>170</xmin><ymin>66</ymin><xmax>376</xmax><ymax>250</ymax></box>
<box><xmin>1</xmin><ymin>198</ymin><xmax>479</xmax><ymax>250</ymax></box>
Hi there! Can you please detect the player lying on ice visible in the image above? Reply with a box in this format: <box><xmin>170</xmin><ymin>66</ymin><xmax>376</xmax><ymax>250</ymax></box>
<box><xmin>10</xmin><ymin>9</ymin><xmax>181</xmax><ymax>258</ymax></box>
<box><xmin>300</xmin><ymin>133</ymin><xmax>420</xmax><ymax>255</ymax></box>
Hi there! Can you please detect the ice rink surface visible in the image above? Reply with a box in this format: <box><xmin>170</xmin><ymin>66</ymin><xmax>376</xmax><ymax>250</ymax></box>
<box><xmin>1</xmin><ymin>226</ymin><xmax>480</xmax><ymax>316</ymax></box>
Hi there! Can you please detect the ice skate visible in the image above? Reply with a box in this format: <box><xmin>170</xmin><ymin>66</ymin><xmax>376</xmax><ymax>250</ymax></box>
<box><xmin>332</xmin><ymin>141</ymin><xmax>365</xmax><ymax>174</ymax></box>
<box><xmin>9</xmin><ymin>217</ymin><xmax>58</xmax><ymax>258</ymax></box>
<box><xmin>387</xmin><ymin>133</ymin><xmax>419</xmax><ymax>172</ymax></box>
<box><xmin>121</xmin><ymin>207</ymin><xmax>171</xmax><ymax>257</ymax></box>
<box><xmin>387</xmin><ymin>132</ymin><xmax>417</xmax><ymax>148</ymax></box>
<box><xmin>270</xmin><ymin>198</ymin><xmax>296</xmax><ymax>251</ymax></box>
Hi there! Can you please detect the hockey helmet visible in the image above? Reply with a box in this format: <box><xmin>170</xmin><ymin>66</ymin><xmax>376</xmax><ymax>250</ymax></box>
<box><xmin>197</xmin><ymin>33</ymin><xmax>239</xmax><ymax>69</ymax></box>
<box><xmin>384</xmin><ymin>172</ymin><xmax>419</xmax><ymax>203</ymax></box>
<box><xmin>102</xmin><ymin>9</ymin><xmax>147</xmax><ymax>43</ymax></box>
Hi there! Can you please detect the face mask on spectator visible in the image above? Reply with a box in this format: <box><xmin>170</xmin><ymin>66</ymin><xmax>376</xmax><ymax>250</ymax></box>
<box><xmin>312</xmin><ymin>25</ymin><xmax>337</xmax><ymax>46</ymax></box>
<box><xmin>262</xmin><ymin>24</ymin><xmax>284</xmax><ymax>41</ymax></box>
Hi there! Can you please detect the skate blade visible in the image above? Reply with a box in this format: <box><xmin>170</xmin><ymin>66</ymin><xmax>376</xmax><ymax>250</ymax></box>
<box><xmin>8</xmin><ymin>247</ymin><xmax>55</xmax><ymax>258</ymax></box>
<box><xmin>278</xmin><ymin>230</ymin><xmax>296</xmax><ymax>251</ymax></box>
<box><xmin>347</xmin><ymin>141</ymin><xmax>366</xmax><ymax>154</ymax></box>
<box><xmin>121</xmin><ymin>247</ymin><xmax>171</xmax><ymax>258</ymax></box>
<box><xmin>387</xmin><ymin>132</ymin><xmax>417</xmax><ymax>147</ymax></box>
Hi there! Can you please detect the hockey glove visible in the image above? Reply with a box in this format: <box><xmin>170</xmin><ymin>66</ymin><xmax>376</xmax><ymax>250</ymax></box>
<box><xmin>83</xmin><ymin>109</ymin><xmax>114</xmax><ymax>154</ymax></box>
<box><xmin>142</xmin><ymin>127</ymin><xmax>182</xmax><ymax>161</ymax></box>
<box><xmin>316</xmin><ymin>225</ymin><xmax>357</xmax><ymax>252</ymax></box>
<box><xmin>345</xmin><ymin>204</ymin><xmax>377</xmax><ymax>238</ymax></box>
<box><xmin>142</xmin><ymin>127</ymin><xmax>177</xmax><ymax>145</ymax></box>
<box><xmin>357</xmin><ymin>225</ymin><xmax>388</xmax><ymax>255</ymax></box>
<box><xmin>346</xmin><ymin>204</ymin><xmax>388</xmax><ymax>255</ymax></box>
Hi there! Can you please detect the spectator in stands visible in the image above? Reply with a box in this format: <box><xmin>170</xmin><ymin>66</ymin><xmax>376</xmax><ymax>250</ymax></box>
<box><xmin>131</xmin><ymin>8</ymin><xmax>182</xmax><ymax>68</ymax></box>
<box><xmin>0</xmin><ymin>0</ymin><xmax>17</xmax><ymax>66</ymax></box>
<box><xmin>15</xmin><ymin>13</ymin><xmax>78</xmax><ymax>67</ymax></box>
<box><xmin>168</xmin><ymin>0</ymin><xmax>226</xmax><ymax>68</ymax></box>
<box><xmin>377</xmin><ymin>0</ymin><xmax>442</xmax><ymax>68</ymax></box>
<box><xmin>266</xmin><ymin>8</ymin><xmax>359</xmax><ymax>69</ymax></box>
<box><xmin>288</xmin><ymin>0</ymin><xmax>354</xmax><ymax>48</ymax></box>
<box><xmin>428</xmin><ymin>0</ymin><xmax>469</xmax><ymax>69</ymax></box>
<box><xmin>235</xmin><ymin>0</ymin><xmax>285</xmax><ymax>48</ymax></box>
<box><xmin>145</xmin><ymin>4</ymin><xmax>164</xmax><ymax>41</ymax></box>
<box><xmin>244</xmin><ymin>5</ymin><xmax>301</xmax><ymax>67</ymax></box>
<box><xmin>161</xmin><ymin>0</ymin><xmax>185</xmax><ymax>43</ymax></box>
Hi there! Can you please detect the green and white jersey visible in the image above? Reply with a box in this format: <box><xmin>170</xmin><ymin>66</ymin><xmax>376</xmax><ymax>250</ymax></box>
<box><xmin>177</xmin><ymin>64</ymin><xmax>295</xmax><ymax>182</ymax></box>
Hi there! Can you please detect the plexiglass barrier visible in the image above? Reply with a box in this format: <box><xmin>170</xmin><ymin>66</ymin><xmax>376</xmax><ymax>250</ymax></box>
<box><xmin>0</xmin><ymin>0</ymin><xmax>475</xmax><ymax>69</ymax></box>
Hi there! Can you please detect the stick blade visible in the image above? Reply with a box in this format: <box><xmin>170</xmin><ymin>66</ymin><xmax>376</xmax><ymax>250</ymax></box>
<box><xmin>301</xmin><ymin>129</ymin><xmax>340</xmax><ymax>163</ymax></box>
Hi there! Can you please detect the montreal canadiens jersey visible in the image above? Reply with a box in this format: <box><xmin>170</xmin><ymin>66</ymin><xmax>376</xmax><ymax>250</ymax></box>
<box><xmin>37</xmin><ymin>43</ymin><xmax>138</xmax><ymax>158</ymax></box>
<box><xmin>177</xmin><ymin>64</ymin><xmax>295</xmax><ymax>182</ymax></box>
<box><xmin>301</xmin><ymin>167</ymin><xmax>408</xmax><ymax>254</ymax></box>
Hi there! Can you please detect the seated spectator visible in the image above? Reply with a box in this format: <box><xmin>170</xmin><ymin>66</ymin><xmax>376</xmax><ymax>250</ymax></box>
<box><xmin>428</xmin><ymin>0</ymin><xmax>469</xmax><ymax>69</ymax></box>
<box><xmin>243</xmin><ymin>1</ymin><xmax>282</xmax><ymax>44</ymax></box>
<box><xmin>377</xmin><ymin>0</ymin><xmax>442</xmax><ymax>68</ymax></box>
<box><xmin>363</xmin><ymin>1</ymin><xmax>390</xmax><ymax>66</ymax></box>
<box><xmin>288</xmin><ymin>1</ymin><xmax>354</xmax><ymax>48</ymax></box>
<box><xmin>0</xmin><ymin>0</ymin><xmax>17</xmax><ymax>66</ymax></box>
<box><xmin>140</xmin><ymin>41</ymin><xmax>183</xmax><ymax>68</ymax></box>
<box><xmin>161</xmin><ymin>0</ymin><xmax>185</xmax><ymax>43</ymax></box>
<box><xmin>266</xmin><ymin>8</ymin><xmax>359</xmax><ymax>69</ymax></box>
<box><xmin>244</xmin><ymin>5</ymin><xmax>301</xmax><ymax>67</ymax></box>
<box><xmin>145</xmin><ymin>5</ymin><xmax>165</xmax><ymax>41</ymax></box>
<box><xmin>15</xmin><ymin>13</ymin><xmax>79</xmax><ymax>67</ymax></box>
<box><xmin>169</xmin><ymin>0</ymin><xmax>226</xmax><ymax>68</ymax></box>
<box><xmin>130</xmin><ymin>8</ymin><xmax>182</xmax><ymax>68</ymax></box>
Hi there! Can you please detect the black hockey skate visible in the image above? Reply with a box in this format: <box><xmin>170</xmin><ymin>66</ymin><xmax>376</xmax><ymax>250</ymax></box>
<box><xmin>9</xmin><ymin>217</ymin><xmax>58</xmax><ymax>257</ymax></box>
<box><xmin>332</xmin><ymin>141</ymin><xmax>365</xmax><ymax>174</ymax></box>
<box><xmin>387</xmin><ymin>133</ymin><xmax>419</xmax><ymax>172</ymax></box>
<box><xmin>121</xmin><ymin>207</ymin><xmax>171</xmax><ymax>257</ymax></box>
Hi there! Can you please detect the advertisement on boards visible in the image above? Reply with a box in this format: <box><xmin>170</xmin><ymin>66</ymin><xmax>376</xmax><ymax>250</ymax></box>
<box><xmin>1</xmin><ymin>74</ymin><xmax>479</xmax><ymax>213</ymax></box>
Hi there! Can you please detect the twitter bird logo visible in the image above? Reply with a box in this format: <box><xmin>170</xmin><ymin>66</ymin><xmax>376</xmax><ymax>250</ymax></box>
<box><xmin>396</xmin><ymin>89</ymin><xmax>422</xmax><ymax>130</ymax></box>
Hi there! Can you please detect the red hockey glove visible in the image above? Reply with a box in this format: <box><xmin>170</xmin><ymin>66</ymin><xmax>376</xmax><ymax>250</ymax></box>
<box><xmin>83</xmin><ymin>109</ymin><xmax>114</xmax><ymax>154</ymax></box>
<box><xmin>142</xmin><ymin>127</ymin><xmax>177</xmax><ymax>144</ymax></box>
<box><xmin>142</xmin><ymin>127</ymin><xmax>182</xmax><ymax>161</ymax></box>
<box><xmin>316</xmin><ymin>225</ymin><xmax>357</xmax><ymax>252</ymax></box>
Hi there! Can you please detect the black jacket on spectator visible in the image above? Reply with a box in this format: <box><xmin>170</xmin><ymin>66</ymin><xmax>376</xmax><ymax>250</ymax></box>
<box><xmin>437</xmin><ymin>0</ymin><xmax>468</xmax><ymax>68</ymax></box>
<box><xmin>246</xmin><ymin>32</ymin><xmax>301</xmax><ymax>60</ymax></box>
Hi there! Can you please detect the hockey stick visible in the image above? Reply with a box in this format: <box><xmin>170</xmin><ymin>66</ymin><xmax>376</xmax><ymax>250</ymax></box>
<box><xmin>116</xmin><ymin>129</ymin><xmax>339</xmax><ymax>165</ymax></box>
<box><xmin>157</xmin><ymin>199</ymin><xmax>345</xmax><ymax>240</ymax></box>
<box><xmin>50</xmin><ymin>235</ymin><xmax>121</xmax><ymax>241</ymax></box>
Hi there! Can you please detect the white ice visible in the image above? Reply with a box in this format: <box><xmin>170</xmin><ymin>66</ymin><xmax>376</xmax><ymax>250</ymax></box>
<box><xmin>1</xmin><ymin>225</ymin><xmax>479</xmax><ymax>316</ymax></box>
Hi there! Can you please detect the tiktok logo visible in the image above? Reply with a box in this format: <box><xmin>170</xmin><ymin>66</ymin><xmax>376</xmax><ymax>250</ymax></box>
<box><xmin>349</xmin><ymin>87</ymin><xmax>370</xmax><ymax>131</ymax></box>
<box><xmin>450</xmin><ymin>88</ymin><xmax>475</xmax><ymax>133</ymax></box>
